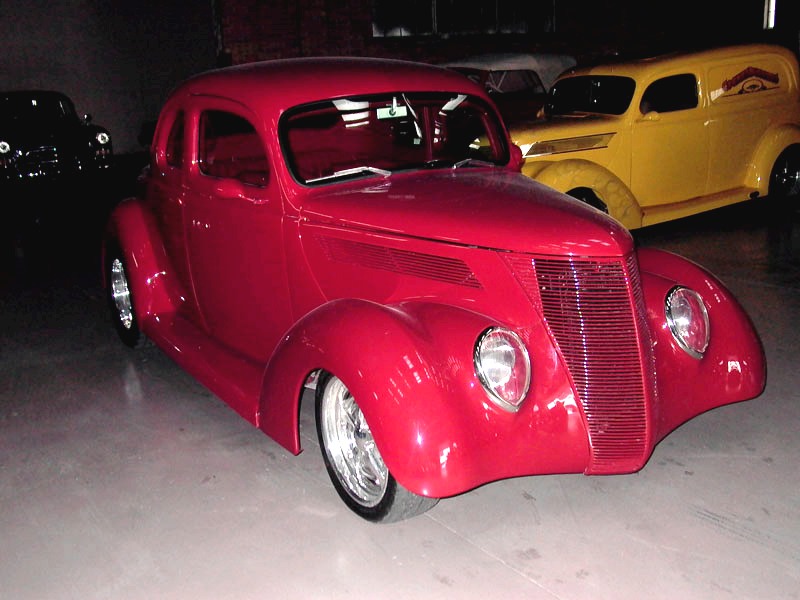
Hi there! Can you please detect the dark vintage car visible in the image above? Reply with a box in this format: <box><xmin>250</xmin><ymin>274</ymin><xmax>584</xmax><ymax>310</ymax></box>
<box><xmin>0</xmin><ymin>90</ymin><xmax>113</xmax><ymax>182</ymax></box>
<box><xmin>103</xmin><ymin>57</ymin><xmax>766</xmax><ymax>523</ymax></box>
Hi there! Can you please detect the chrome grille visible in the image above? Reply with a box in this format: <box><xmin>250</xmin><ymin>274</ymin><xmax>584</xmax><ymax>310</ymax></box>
<box><xmin>505</xmin><ymin>253</ymin><xmax>652</xmax><ymax>473</ymax></box>
<box><xmin>19</xmin><ymin>146</ymin><xmax>61</xmax><ymax>177</ymax></box>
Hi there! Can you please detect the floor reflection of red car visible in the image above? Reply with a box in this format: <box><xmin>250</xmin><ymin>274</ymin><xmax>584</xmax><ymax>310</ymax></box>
<box><xmin>103</xmin><ymin>56</ymin><xmax>765</xmax><ymax>523</ymax></box>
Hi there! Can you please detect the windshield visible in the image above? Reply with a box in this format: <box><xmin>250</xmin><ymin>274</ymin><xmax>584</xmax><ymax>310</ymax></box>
<box><xmin>0</xmin><ymin>93</ymin><xmax>78</xmax><ymax>126</ymax></box>
<box><xmin>545</xmin><ymin>76</ymin><xmax>636</xmax><ymax>116</ymax></box>
<box><xmin>281</xmin><ymin>92</ymin><xmax>509</xmax><ymax>185</ymax></box>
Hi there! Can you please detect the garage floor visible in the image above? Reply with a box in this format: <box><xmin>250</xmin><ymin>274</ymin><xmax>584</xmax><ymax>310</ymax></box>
<box><xmin>1</xmin><ymin>187</ymin><xmax>798</xmax><ymax>600</ymax></box>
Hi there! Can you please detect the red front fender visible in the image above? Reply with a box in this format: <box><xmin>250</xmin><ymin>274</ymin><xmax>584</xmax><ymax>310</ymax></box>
<box><xmin>258</xmin><ymin>298</ymin><xmax>588</xmax><ymax>498</ymax></box>
<box><xmin>637</xmin><ymin>247</ymin><xmax>767</xmax><ymax>441</ymax></box>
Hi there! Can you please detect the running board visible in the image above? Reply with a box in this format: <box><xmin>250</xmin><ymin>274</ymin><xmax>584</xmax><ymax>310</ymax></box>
<box><xmin>142</xmin><ymin>313</ymin><xmax>265</xmax><ymax>426</ymax></box>
<box><xmin>641</xmin><ymin>187</ymin><xmax>761</xmax><ymax>227</ymax></box>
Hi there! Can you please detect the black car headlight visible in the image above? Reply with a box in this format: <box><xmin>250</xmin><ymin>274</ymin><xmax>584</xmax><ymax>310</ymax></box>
<box><xmin>474</xmin><ymin>327</ymin><xmax>531</xmax><ymax>412</ymax></box>
<box><xmin>665</xmin><ymin>286</ymin><xmax>710</xmax><ymax>359</ymax></box>
<box><xmin>96</xmin><ymin>132</ymin><xmax>110</xmax><ymax>145</ymax></box>
<box><xmin>0</xmin><ymin>140</ymin><xmax>12</xmax><ymax>168</ymax></box>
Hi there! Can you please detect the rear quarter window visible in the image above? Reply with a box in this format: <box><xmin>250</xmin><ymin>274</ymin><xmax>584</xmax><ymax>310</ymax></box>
<box><xmin>165</xmin><ymin>111</ymin><xmax>184</xmax><ymax>168</ymax></box>
<box><xmin>198</xmin><ymin>110</ymin><xmax>269</xmax><ymax>187</ymax></box>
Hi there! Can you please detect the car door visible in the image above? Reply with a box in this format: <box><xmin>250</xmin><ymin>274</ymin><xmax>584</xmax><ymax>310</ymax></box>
<box><xmin>181</xmin><ymin>97</ymin><xmax>291</xmax><ymax>362</ymax></box>
<box><xmin>629</xmin><ymin>73</ymin><xmax>709</xmax><ymax>207</ymax></box>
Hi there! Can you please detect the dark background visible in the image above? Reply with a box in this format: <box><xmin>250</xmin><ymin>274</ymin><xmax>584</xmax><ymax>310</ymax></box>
<box><xmin>2</xmin><ymin>0</ymin><xmax>798</xmax><ymax>156</ymax></box>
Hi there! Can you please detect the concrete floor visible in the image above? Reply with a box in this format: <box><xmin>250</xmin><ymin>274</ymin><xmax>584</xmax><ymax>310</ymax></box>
<box><xmin>1</xmin><ymin>188</ymin><xmax>799</xmax><ymax>600</ymax></box>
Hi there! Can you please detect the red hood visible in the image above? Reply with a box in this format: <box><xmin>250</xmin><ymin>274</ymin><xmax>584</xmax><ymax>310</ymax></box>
<box><xmin>298</xmin><ymin>170</ymin><xmax>634</xmax><ymax>256</ymax></box>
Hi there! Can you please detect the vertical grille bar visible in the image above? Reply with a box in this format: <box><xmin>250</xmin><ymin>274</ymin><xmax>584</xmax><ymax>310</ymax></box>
<box><xmin>505</xmin><ymin>253</ymin><xmax>652</xmax><ymax>473</ymax></box>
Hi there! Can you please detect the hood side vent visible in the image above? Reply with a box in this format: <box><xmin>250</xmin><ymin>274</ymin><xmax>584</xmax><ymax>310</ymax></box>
<box><xmin>317</xmin><ymin>236</ymin><xmax>482</xmax><ymax>289</ymax></box>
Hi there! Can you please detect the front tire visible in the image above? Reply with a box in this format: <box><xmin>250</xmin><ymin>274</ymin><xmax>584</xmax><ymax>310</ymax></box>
<box><xmin>568</xmin><ymin>186</ymin><xmax>608</xmax><ymax>213</ymax></box>
<box><xmin>315</xmin><ymin>372</ymin><xmax>438</xmax><ymax>523</ymax></box>
<box><xmin>105</xmin><ymin>243</ymin><xmax>147</xmax><ymax>348</ymax></box>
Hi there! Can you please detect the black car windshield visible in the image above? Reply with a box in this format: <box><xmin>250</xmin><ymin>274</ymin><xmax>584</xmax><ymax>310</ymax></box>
<box><xmin>545</xmin><ymin>76</ymin><xmax>636</xmax><ymax>116</ymax></box>
<box><xmin>281</xmin><ymin>92</ymin><xmax>509</xmax><ymax>185</ymax></box>
<box><xmin>0</xmin><ymin>92</ymin><xmax>77</xmax><ymax>126</ymax></box>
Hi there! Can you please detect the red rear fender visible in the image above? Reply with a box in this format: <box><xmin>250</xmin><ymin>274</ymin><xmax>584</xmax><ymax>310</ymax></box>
<box><xmin>103</xmin><ymin>198</ymin><xmax>180</xmax><ymax>323</ymax></box>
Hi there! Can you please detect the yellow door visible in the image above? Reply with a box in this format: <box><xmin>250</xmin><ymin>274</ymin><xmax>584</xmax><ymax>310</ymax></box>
<box><xmin>630</xmin><ymin>73</ymin><xmax>708</xmax><ymax>207</ymax></box>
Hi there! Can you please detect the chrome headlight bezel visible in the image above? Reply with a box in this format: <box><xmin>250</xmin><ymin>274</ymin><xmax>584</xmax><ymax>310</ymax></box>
<box><xmin>665</xmin><ymin>286</ymin><xmax>710</xmax><ymax>359</ymax></box>
<box><xmin>474</xmin><ymin>327</ymin><xmax>531</xmax><ymax>412</ymax></box>
<box><xmin>96</xmin><ymin>131</ymin><xmax>110</xmax><ymax>145</ymax></box>
<box><xmin>518</xmin><ymin>132</ymin><xmax>615</xmax><ymax>158</ymax></box>
<box><xmin>0</xmin><ymin>140</ymin><xmax>11</xmax><ymax>154</ymax></box>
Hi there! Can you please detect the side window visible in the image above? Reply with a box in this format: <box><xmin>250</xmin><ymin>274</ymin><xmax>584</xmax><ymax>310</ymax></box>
<box><xmin>198</xmin><ymin>110</ymin><xmax>269</xmax><ymax>187</ymax></box>
<box><xmin>640</xmin><ymin>74</ymin><xmax>698</xmax><ymax>114</ymax></box>
<box><xmin>165</xmin><ymin>111</ymin><xmax>184</xmax><ymax>168</ymax></box>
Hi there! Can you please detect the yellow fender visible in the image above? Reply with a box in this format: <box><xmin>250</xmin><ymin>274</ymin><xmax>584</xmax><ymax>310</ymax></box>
<box><xmin>522</xmin><ymin>159</ymin><xmax>644</xmax><ymax>229</ymax></box>
<box><xmin>747</xmin><ymin>124</ymin><xmax>800</xmax><ymax>194</ymax></box>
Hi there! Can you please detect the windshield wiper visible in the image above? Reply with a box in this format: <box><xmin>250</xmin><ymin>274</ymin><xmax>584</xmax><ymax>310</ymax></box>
<box><xmin>452</xmin><ymin>158</ymin><xmax>496</xmax><ymax>169</ymax></box>
<box><xmin>306</xmin><ymin>165</ymin><xmax>391</xmax><ymax>184</ymax></box>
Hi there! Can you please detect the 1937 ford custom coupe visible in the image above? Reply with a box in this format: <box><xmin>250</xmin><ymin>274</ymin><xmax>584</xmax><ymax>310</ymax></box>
<box><xmin>103</xmin><ymin>57</ymin><xmax>766</xmax><ymax>522</ymax></box>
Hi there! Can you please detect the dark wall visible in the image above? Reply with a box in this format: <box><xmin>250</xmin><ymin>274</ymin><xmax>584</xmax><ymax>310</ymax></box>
<box><xmin>2</xmin><ymin>0</ymin><xmax>797</xmax><ymax>153</ymax></box>
<box><xmin>218</xmin><ymin>0</ymin><xmax>796</xmax><ymax>66</ymax></box>
<box><xmin>1</xmin><ymin>0</ymin><xmax>216</xmax><ymax>154</ymax></box>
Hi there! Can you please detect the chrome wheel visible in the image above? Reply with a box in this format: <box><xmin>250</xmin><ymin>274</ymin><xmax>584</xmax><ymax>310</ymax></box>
<box><xmin>769</xmin><ymin>147</ymin><xmax>800</xmax><ymax>198</ymax></box>
<box><xmin>315</xmin><ymin>371</ymin><xmax>440</xmax><ymax>522</ymax></box>
<box><xmin>109</xmin><ymin>258</ymin><xmax>134</xmax><ymax>330</ymax></box>
<box><xmin>106</xmin><ymin>246</ymin><xmax>146</xmax><ymax>348</ymax></box>
<box><xmin>318</xmin><ymin>375</ymin><xmax>388</xmax><ymax>507</ymax></box>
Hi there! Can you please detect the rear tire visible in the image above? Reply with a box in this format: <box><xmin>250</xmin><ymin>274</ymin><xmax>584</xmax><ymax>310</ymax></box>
<box><xmin>769</xmin><ymin>146</ymin><xmax>800</xmax><ymax>200</ymax></box>
<box><xmin>315</xmin><ymin>371</ymin><xmax>439</xmax><ymax>523</ymax></box>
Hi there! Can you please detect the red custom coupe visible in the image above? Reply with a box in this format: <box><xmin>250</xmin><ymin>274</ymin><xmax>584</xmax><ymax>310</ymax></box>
<box><xmin>103</xmin><ymin>57</ymin><xmax>766</xmax><ymax>523</ymax></box>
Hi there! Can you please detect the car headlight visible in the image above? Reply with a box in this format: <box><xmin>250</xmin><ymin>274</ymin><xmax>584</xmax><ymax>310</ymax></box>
<box><xmin>665</xmin><ymin>286</ymin><xmax>709</xmax><ymax>359</ymax></box>
<box><xmin>96</xmin><ymin>132</ymin><xmax>110</xmax><ymax>145</ymax></box>
<box><xmin>474</xmin><ymin>327</ymin><xmax>531</xmax><ymax>412</ymax></box>
<box><xmin>0</xmin><ymin>140</ymin><xmax>10</xmax><ymax>154</ymax></box>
